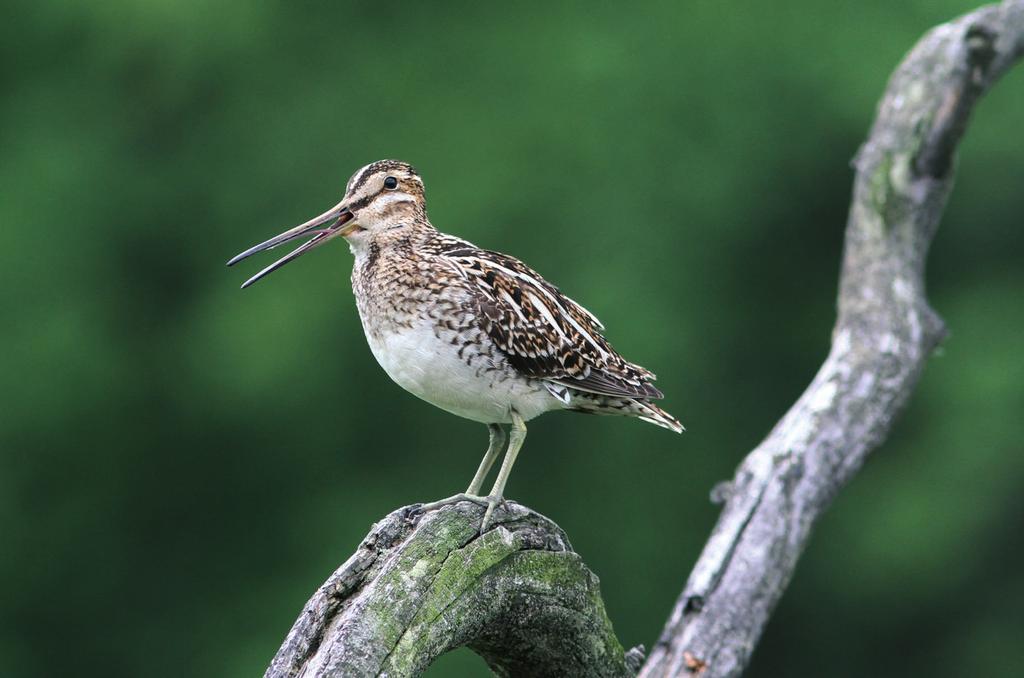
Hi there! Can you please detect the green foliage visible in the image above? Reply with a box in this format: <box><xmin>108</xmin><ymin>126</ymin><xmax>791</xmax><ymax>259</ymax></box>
<box><xmin>2</xmin><ymin>1</ymin><xmax>1021</xmax><ymax>676</ymax></box>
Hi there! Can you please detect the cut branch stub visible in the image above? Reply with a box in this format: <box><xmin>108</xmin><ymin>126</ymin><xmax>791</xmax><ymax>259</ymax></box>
<box><xmin>265</xmin><ymin>501</ymin><xmax>638</xmax><ymax>678</ymax></box>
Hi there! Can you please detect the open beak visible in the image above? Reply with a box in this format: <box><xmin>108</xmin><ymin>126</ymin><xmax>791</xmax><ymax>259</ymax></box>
<box><xmin>227</xmin><ymin>202</ymin><xmax>359</xmax><ymax>288</ymax></box>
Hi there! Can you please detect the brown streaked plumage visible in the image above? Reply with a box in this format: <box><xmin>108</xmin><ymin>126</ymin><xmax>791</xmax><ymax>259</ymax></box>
<box><xmin>229</xmin><ymin>159</ymin><xmax>682</xmax><ymax>530</ymax></box>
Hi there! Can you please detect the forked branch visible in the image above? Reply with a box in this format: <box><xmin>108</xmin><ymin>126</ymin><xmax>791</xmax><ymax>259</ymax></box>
<box><xmin>266</xmin><ymin>2</ymin><xmax>1024</xmax><ymax>676</ymax></box>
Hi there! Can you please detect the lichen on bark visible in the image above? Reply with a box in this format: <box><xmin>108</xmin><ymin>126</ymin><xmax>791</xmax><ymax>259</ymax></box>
<box><xmin>265</xmin><ymin>501</ymin><xmax>636</xmax><ymax>678</ymax></box>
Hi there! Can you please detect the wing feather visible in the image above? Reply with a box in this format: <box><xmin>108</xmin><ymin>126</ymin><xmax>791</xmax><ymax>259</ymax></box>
<box><xmin>442</xmin><ymin>246</ymin><xmax>661</xmax><ymax>400</ymax></box>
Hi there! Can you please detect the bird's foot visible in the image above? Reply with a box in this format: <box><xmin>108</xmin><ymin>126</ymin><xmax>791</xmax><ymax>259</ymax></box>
<box><xmin>411</xmin><ymin>493</ymin><xmax>507</xmax><ymax>532</ymax></box>
<box><xmin>413</xmin><ymin>493</ymin><xmax>491</xmax><ymax>515</ymax></box>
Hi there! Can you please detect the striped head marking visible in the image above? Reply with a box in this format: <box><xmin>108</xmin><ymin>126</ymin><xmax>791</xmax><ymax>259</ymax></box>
<box><xmin>341</xmin><ymin>160</ymin><xmax>427</xmax><ymax>239</ymax></box>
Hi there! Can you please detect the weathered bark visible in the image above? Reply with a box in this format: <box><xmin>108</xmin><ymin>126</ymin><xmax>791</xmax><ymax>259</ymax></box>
<box><xmin>641</xmin><ymin>2</ymin><xmax>1024</xmax><ymax>675</ymax></box>
<box><xmin>267</xmin><ymin>2</ymin><xmax>1024</xmax><ymax>676</ymax></box>
<box><xmin>265</xmin><ymin>501</ymin><xmax>643</xmax><ymax>677</ymax></box>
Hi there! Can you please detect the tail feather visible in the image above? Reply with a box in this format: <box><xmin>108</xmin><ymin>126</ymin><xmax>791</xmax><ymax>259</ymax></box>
<box><xmin>567</xmin><ymin>391</ymin><xmax>684</xmax><ymax>433</ymax></box>
<box><xmin>633</xmin><ymin>400</ymin><xmax>685</xmax><ymax>433</ymax></box>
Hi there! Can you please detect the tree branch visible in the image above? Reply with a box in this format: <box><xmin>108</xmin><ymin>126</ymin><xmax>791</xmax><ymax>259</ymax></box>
<box><xmin>265</xmin><ymin>3</ymin><xmax>1024</xmax><ymax>676</ymax></box>
<box><xmin>641</xmin><ymin>2</ymin><xmax>1024</xmax><ymax>675</ymax></box>
<box><xmin>265</xmin><ymin>501</ymin><xmax>643</xmax><ymax>677</ymax></box>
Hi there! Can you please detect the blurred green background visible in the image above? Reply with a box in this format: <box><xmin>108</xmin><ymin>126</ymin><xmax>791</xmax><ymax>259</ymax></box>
<box><xmin>3</xmin><ymin>1</ymin><xmax>1022</xmax><ymax>676</ymax></box>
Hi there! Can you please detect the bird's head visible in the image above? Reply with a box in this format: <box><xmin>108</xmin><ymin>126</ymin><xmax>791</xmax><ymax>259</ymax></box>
<box><xmin>227</xmin><ymin>159</ymin><xmax>427</xmax><ymax>288</ymax></box>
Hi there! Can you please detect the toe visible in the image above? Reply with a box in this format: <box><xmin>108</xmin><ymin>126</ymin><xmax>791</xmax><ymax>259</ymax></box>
<box><xmin>417</xmin><ymin>493</ymin><xmax>491</xmax><ymax>513</ymax></box>
<box><xmin>480</xmin><ymin>496</ymin><xmax>503</xmax><ymax>532</ymax></box>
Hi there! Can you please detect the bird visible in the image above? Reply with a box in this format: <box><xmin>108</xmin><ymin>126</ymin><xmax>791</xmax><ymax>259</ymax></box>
<box><xmin>228</xmin><ymin>160</ymin><xmax>682</xmax><ymax>530</ymax></box>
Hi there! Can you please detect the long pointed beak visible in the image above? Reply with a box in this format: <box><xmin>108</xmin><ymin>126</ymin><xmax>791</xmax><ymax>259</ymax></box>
<box><xmin>227</xmin><ymin>202</ymin><xmax>358</xmax><ymax>288</ymax></box>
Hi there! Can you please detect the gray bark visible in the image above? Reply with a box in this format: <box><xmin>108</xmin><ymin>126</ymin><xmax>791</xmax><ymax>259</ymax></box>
<box><xmin>642</xmin><ymin>2</ymin><xmax>1024</xmax><ymax>675</ymax></box>
<box><xmin>265</xmin><ymin>501</ymin><xmax>642</xmax><ymax>677</ymax></box>
<box><xmin>266</xmin><ymin>3</ymin><xmax>1024</xmax><ymax>676</ymax></box>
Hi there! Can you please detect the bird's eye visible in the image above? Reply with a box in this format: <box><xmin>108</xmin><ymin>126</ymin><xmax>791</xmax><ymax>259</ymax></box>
<box><xmin>383</xmin><ymin>176</ymin><xmax>398</xmax><ymax>190</ymax></box>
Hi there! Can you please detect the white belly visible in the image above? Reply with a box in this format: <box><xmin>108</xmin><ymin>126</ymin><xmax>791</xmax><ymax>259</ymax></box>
<box><xmin>363</xmin><ymin>321</ymin><xmax>560</xmax><ymax>424</ymax></box>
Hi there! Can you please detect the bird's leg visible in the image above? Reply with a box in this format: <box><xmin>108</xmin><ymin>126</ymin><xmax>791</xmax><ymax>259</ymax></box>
<box><xmin>414</xmin><ymin>424</ymin><xmax>506</xmax><ymax>515</ymax></box>
<box><xmin>481</xmin><ymin>411</ymin><xmax>526</xmax><ymax>531</ymax></box>
<box><xmin>466</xmin><ymin>424</ymin><xmax>506</xmax><ymax>496</ymax></box>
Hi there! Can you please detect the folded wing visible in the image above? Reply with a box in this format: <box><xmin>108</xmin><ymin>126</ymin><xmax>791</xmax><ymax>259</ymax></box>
<box><xmin>441</xmin><ymin>246</ymin><xmax>663</xmax><ymax>400</ymax></box>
